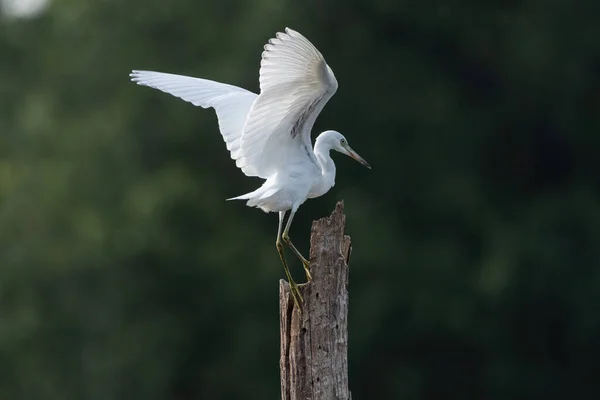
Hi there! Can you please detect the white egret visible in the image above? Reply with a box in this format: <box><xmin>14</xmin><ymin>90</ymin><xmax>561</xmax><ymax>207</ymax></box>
<box><xmin>130</xmin><ymin>28</ymin><xmax>370</xmax><ymax>307</ymax></box>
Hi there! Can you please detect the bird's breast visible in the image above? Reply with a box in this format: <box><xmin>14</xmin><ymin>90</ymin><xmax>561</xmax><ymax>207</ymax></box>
<box><xmin>308</xmin><ymin>175</ymin><xmax>334</xmax><ymax>199</ymax></box>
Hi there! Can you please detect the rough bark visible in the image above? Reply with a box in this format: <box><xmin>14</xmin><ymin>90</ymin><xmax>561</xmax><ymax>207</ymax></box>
<box><xmin>279</xmin><ymin>201</ymin><xmax>351</xmax><ymax>400</ymax></box>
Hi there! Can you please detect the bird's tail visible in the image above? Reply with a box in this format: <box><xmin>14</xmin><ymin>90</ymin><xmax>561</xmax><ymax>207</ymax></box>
<box><xmin>226</xmin><ymin>193</ymin><xmax>252</xmax><ymax>201</ymax></box>
<box><xmin>226</xmin><ymin>187</ymin><xmax>280</xmax><ymax>211</ymax></box>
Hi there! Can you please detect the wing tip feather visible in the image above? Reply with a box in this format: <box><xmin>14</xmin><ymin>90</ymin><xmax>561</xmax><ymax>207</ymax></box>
<box><xmin>130</xmin><ymin>70</ymin><xmax>153</xmax><ymax>84</ymax></box>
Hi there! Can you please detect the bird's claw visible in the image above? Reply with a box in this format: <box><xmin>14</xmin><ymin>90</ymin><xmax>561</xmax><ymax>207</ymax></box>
<box><xmin>289</xmin><ymin>280</ymin><xmax>304</xmax><ymax>309</ymax></box>
<box><xmin>303</xmin><ymin>261</ymin><xmax>312</xmax><ymax>281</ymax></box>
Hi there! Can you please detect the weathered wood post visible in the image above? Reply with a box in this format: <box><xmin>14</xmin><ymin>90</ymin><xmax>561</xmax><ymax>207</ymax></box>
<box><xmin>279</xmin><ymin>201</ymin><xmax>352</xmax><ymax>400</ymax></box>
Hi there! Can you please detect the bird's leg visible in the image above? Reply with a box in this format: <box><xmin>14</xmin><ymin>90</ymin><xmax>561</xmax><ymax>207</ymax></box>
<box><xmin>282</xmin><ymin>209</ymin><xmax>312</xmax><ymax>282</ymax></box>
<box><xmin>277</xmin><ymin>211</ymin><xmax>303</xmax><ymax>308</ymax></box>
<box><xmin>277</xmin><ymin>242</ymin><xmax>303</xmax><ymax>309</ymax></box>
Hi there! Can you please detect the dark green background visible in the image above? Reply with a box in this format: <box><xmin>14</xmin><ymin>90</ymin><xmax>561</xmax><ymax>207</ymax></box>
<box><xmin>2</xmin><ymin>0</ymin><xmax>599</xmax><ymax>399</ymax></box>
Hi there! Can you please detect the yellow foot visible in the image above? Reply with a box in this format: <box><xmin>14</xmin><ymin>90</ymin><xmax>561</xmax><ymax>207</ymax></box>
<box><xmin>289</xmin><ymin>280</ymin><xmax>304</xmax><ymax>309</ymax></box>
<box><xmin>303</xmin><ymin>261</ymin><xmax>312</xmax><ymax>282</ymax></box>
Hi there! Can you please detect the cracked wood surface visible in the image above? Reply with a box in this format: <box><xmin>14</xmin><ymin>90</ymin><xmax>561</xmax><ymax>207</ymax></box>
<box><xmin>279</xmin><ymin>201</ymin><xmax>352</xmax><ymax>400</ymax></box>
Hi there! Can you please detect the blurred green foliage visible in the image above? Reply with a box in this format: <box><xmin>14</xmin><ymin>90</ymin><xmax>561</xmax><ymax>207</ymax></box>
<box><xmin>1</xmin><ymin>0</ymin><xmax>600</xmax><ymax>399</ymax></box>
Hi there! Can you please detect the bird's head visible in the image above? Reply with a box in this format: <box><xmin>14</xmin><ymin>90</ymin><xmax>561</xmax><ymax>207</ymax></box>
<box><xmin>318</xmin><ymin>130</ymin><xmax>371</xmax><ymax>169</ymax></box>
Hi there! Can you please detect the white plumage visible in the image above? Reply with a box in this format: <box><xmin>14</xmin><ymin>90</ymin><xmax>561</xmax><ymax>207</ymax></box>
<box><xmin>130</xmin><ymin>28</ymin><xmax>370</xmax><ymax>307</ymax></box>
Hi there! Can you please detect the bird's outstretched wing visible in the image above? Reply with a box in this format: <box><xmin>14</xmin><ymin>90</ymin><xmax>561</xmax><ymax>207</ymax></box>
<box><xmin>235</xmin><ymin>28</ymin><xmax>338</xmax><ymax>178</ymax></box>
<box><xmin>130</xmin><ymin>71</ymin><xmax>257</xmax><ymax>160</ymax></box>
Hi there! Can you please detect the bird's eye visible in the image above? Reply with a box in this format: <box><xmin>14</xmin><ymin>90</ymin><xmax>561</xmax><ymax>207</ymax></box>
<box><xmin>340</xmin><ymin>138</ymin><xmax>346</xmax><ymax>145</ymax></box>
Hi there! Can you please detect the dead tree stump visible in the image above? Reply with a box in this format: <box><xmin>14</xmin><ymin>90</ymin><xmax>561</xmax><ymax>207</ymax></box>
<box><xmin>279</xmin><ymin>201</ymin><xmax>352</xmax><ymax>400</ymax></box>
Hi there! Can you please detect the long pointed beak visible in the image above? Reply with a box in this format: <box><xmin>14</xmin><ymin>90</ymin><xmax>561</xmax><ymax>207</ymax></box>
<box><xmin>345</xmin><ymin>146</ymin><xmax>371</xmax><ymax>169</ymax></box>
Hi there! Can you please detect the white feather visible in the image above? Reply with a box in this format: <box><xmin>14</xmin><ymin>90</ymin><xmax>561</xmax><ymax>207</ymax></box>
<box><xmin>129</xmin><ymin>70</ymin><xmax>257</xmax><ymax>160</ymax></box>
<box><xmin>130</xmin><ymin>29</ymin><xmax>371</xmax><ymax>307</ymax></box>
<box><xmin>129</xmin><ymin>28</ymin><xmax>365</xmax><ymax>216</ymax></box>
<box><xmin>235</xmin><ymin>27</ymin><xmax>339</xmax><ymax>179</ymax></box>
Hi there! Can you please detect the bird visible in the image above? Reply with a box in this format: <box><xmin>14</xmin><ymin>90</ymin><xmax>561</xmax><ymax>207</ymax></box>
<box><xmin>130</xmin><ymin>27</ymin><xmax>370</xmax><ymax>307</ymax></box>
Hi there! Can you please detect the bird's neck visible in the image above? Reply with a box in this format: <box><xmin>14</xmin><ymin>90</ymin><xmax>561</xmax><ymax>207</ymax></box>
<box><xmin>312</xmin><ymin>141</ymin><xmax>336</xmax><ymax>196</ymax></box>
